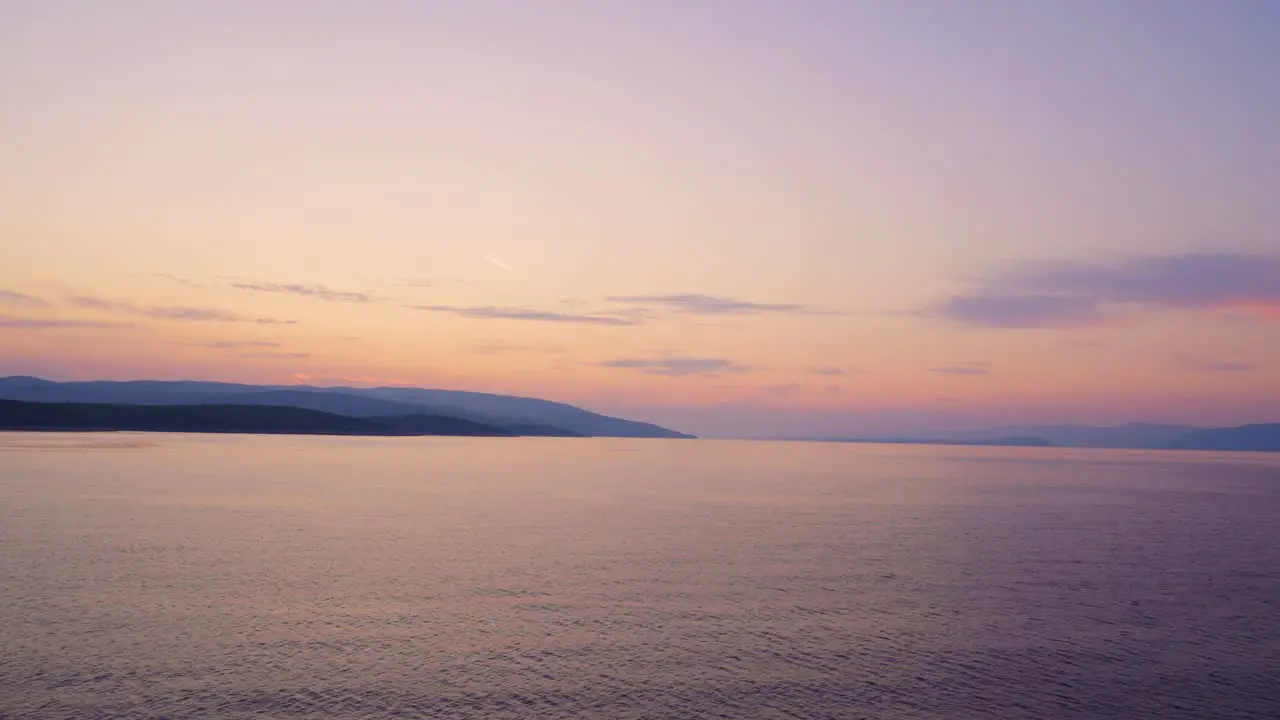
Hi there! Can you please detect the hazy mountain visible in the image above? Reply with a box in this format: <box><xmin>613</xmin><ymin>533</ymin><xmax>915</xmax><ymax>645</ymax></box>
<box><xmin>815</xmin><ymin>435</ymin><xmax>1055</xmax><ymax>448</ymax></box>
<box><xmin>0</xmin><ymin>399</ymin><xmax>514</xmax><ymax>437</ymax></box>
<box><xmin>1165</xmin><ymin>424</ymin><xmax>1280</xmax><ymax>452</ymax></box>
<box><xmin>334</xmin><ymin>386</ymin><xmax>686</xmax><ymax>438</ymax></box>
<box><xmin>913</xmin><ymin>423</ymin><xmax>1200</xmax><ymax>449</ymax></box>
<box><xmin>818</xmin><ymin>422</ymin><xmax>1280</xmax><ymax>452</ymax></box>
<box><xmin>0</xmin><ymin>377</ymin><xmax>691</xmax><ymax>438</ymax></box>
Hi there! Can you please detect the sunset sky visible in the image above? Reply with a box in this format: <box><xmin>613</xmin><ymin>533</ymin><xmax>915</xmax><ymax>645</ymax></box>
<box><xmin>3</xmin><ymin>0</ymin><xmax>1278</xmax><ymax>437</ymax></box>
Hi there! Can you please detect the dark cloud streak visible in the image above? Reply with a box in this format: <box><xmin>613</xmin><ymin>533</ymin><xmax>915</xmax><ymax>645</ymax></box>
<box><xmin>231</xmin><ymin>281</ymin><xmax>375</xmax><ymax>303</ymax></box>
<box><xmin>240</xmin><ymin>351</ymin><xmax>311</xmax><ymax>360</ymax></box>
<box><xmin>69</xmin><ymin>296</ymin><xmax>295</xmax><ymax>325</ymax></box>
<box><xmin>190</xmin><ymin>340</ymin><xmax>281</xmax><ymax>349</ymax></box>
<box><xmin>607</xmin><ymin>293</ymin><xmax>834</xmax><ymax>316</ymax></box>
<box><xmin>0</xmin><ymin>290</ymin><xmax>52</xmax><ymax>308</ymax></box>
<box><xmin>930</xmin><ymin>363</ymin><xmax>991</xmax><ymax>376</ymax></box>
<box><xmin>933</xmin><ymin>253</ymin><xmax>1280</xmax><ymax>328</ymax></box>
<box><xmin>1201</xmin><ymin>362</ymin><xmax>1256</xmax><ymax>373</ymax></box>
<box><xmin>1177</xmin><ymin>355</ymin><xmax>1258</xmax><ymax>373</ymax></box>
<box><xmin>808</xmin><ymin>366</ymin><xmax>850</xmax><ymax>376</ymax></box>
<box><xmin>600</xmin><ymin>357</ymin><xmax>750</xmax><ymax>376</ymax></box>
<box><xmin>936</xmin><ymin>293</ymin><xmax>1105</xmax><ymax>329</ymax></box>
<box><xmin>408</xmin><ymin>305</ymin><xmax>642</xmax><ymax>326</ymax></box>
<box><xmin>0</xmin><ymin>316</ymin><xmax>122</xmax><ymax>329</ymax></box>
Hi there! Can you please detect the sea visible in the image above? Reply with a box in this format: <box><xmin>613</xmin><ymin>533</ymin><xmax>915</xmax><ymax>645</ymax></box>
<box><xmin>1</xmin><ymin>432</ymin><xmax>1277</xmax><ymax>719</ymax></box>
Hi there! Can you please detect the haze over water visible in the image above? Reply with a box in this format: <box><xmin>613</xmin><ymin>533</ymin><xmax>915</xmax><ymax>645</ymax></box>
<box><xmin>2</xmin><ymin>433</ymin><xmax>1277</xmax><ymax>719</ymax></box>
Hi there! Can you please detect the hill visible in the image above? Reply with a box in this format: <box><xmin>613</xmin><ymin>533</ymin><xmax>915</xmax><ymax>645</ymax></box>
<box><xmin>0</xmin><ymin>399</ymin><xmax>515</xmax><ymax>437</ymax></box>
<box><xmin>0</xmin><ymin>377</ymin><xmax>692</xmax><ymax>438</ymax></box>
<box><xmin>1164</xmin><ymin>424</ymin><xmax>1280</xmax><ymax>452</ymax></box>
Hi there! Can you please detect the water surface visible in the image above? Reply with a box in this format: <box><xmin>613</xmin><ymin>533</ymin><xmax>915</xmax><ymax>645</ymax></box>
<box><xmin>2</xmin><ymin>433</ymin><xmax>1277</xmax><ymax>719</ymax></box>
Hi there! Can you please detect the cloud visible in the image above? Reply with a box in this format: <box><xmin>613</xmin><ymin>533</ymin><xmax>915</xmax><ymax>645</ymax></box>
<box><xmin>607</xmin><ymin>293</ymin><xmax>834</xmax><ymax>316</ymax></box>
<box><xmin>0</xmin><ymin>316</ymin><xmax>122</xmax><ymax>329</ymax></box>
<box><xmin>230</xmin><ymin>281</ymin><xmax>375</xmax><ymax>303</ymax></box>
<box><xmin>408</xmin><ymin>305</ymin><xmax>642</xmax><ymax>326</ymax></box>
<box><xmin>600</xmin><ymin>356</ymin><xmax>751</xmax><ymax>376</ymax></box>
<box><xmin>69</xmin><ymin>296</ymin><xmax>295</xmax><ymax>324</ymax></box>
<box><xmin>808</xmin><ymin>366</ymin><xmax>850</xmax><ymax>376</ymax></box>
<box><xmin>152</xmin><ymin>273</ymin><xmax>201</xmax><ymax>287</ymax></box>
<box><xmin>0</xmin><ymin>290</ymin><xmax>52</xmax><ymax>308</ymax></box>
<box><xmin>930</xmin><ymin>362</ymin><xmax>991</xmax><ymax>376</ymax></box>
<box><xmin>289</xmin><ymin>373</ymin><xmax>413</xmax><ymax>387</ymax></box>
<box><xmin>484</xmin><ymin>255</ymin><xmax>514</xmax><ymax>271</ymax></box>
<box><xmin>190</xmin><ymin>340</ymin><xmax>281</xmax><ymax>349</ymax></box>
<box><xmin>240</xmin><ymin>352</ymin><xmax>311</xmax><ymax>360</ymax></box>
<box><xmin>472</xmin><ymin>343</ymin><xmax>525</xmax><ymax>355</ymax></box>
<box><xmin>472</xmin><ymin>342</ymin><xmax>565</xmax><ymax>356</ymax></box>
<box><xmin>933</xmin><ymin>253</ymin><xmax>1280</xmax><ymax>328</ymax></box>
<box><xmin>935</xmin><ymin>294</ymin><xmax>1106</xmax><ymax>329</ymax></box>
<box><xmin>1200</xmin><ymin>362</ymin><xmax>1256</xmax><ymax>373</ymax></box>
<box><xmin>414</xmin><ymin>295</ymin><xmax>829</xmax><ymax>326</ymax></box>
<box><xmin>1177</xmin><ymin>356</ymin><xmax>1257</xmax><ymax>373</ymax></box>
<box><xmin>148</xmin><ymin>307</ymin><xmax>242</xmax><ymax>322</ymax></box>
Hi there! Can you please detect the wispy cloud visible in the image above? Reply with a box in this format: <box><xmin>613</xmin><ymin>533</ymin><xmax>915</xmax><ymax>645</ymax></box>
<box><xmin>69</xmin><ymin>296</ymin><xmax>295</xmax><ymax>324</ymax></box>
<box><xmin>190</xmin><ymin>340</ymin><xmax>281</xmax><ymax>349</ymax></box>
<box><xmin>934</xmin><ymin>294</ymin><xmax>1106</xmax><ymax>329</ymax></box>
<box><xmin>152</xmin><ymin>273</ymin><xmax>202</xmax><ymax>287</ymax></box>
<box><xmin>808</xmin><ymin>366</ymin><xmax>850</xmax><ymax>376</ymax></box>
<box><xmin>473</xmin><ymin>342</ymin><xmax>525</xmax><ymax>355</ymax></box>
<box><xmin>289</xmin><ymin>373</ymin><xmax>413</xmax><ymax>387</ymax></box>
<box><xmin>607</xmin><ymin>293</ymin><xmax>834</xmax><ymax>316</ymax></box>
<box><xmin>0</xmin><ymin>290</ymin><xmax>52</xmax><ymax>308</ymax></box>
<box><xmin>472</xmin><ymin>342</ymin><xmax>565</xmax><ymax>356</ymax></box>
<box><xmin>0</xmin><ymin>315</ymin><xmax>122</xmax><ymax>329</ymax></box>
<box><xmin>1177</xmin><ymin>355</ymin><xmax>1257</xmax><ymax>373</ymax></box>
<box><xmin>230</xmin><ymin>281</ymin><xmax>375</xmax><ymax>303</ymax></box>
<box><xmin>408</xmin><ymin>305</ymin><xmax>642</xmax><ymax>326</ymax></box>
<box><xmin>484</xmin><ymin>254</ymin><xmax>514</xmax><ymax>271</ymax></box>
<box><xmin>932</xmin><ymin>253</ymin><xmax>1280</xmax><ymax>328</ymax></box>
<box><xmin>240</xmin><ymin>351</ymin><xmax>311</xmax><ymax>360</ymax></box>
<box><xmin>930</xmin><ymin>362</ymin><xmax>991</xmax><ymax>376</ymax></box>
<box><xmin>1199</xmin><ymin>362</ymin><xmax>1256</xmax><ymax>373</ymax></box>
<box><xmin>600</xmin><ymin>356</ymin><xmax>751</xmax><ymax>377</ymax></box>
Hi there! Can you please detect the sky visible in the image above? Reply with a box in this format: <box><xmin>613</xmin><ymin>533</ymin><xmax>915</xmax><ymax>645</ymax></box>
<box><xmin>2</xmin><ymin>0</ymin><xmax>1278</xmax><ymax>437</ymax></box>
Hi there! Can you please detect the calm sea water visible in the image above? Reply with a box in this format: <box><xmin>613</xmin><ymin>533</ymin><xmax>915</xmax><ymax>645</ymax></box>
<box><xmin>1</xmin><ymin>433</ymin><xmax>1278</xmax><ymax>719</ymax></box>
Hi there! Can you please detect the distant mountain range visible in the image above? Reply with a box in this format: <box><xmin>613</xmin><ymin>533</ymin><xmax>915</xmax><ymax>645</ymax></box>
<box><xmin>1164</xmin><ymin>424</ymin><xmax>1280</xmax><ymax>452</ymax></box>
<box><xmin>814</xmin><ymin>422</ymin><xmax>1280</xmax><ymax>452</ymax></box>
<box><xmin>3</xmin><ymin>377</ymin><xmax>1275</xmax><ymax>450</ymax></box>
<box><xmin>0</xmin><ymin>377</ymin><xmax>693</xmax><ymax>439</ymax></box>
<box><xmin>818</xmin><ymin>435</ymin><xmax>1058</xmax><ymax>448</ymax></box>
<box><xmin>909</xmin><ymin>423</ymin><xmax>1200</xmax><ymax>449</ymax></box>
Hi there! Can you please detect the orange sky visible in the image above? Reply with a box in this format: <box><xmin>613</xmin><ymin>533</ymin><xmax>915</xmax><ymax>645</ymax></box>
<box><xmin>3</xmin><ymin>1</ymin><xmax>1278</xmax><ymax>436</ymax></box>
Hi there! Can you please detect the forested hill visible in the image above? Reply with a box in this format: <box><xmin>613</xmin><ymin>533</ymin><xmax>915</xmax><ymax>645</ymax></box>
<box><xmin>0</xmin><ymin>376</ymin><xmax>691</xmax><ymax>438</ymax></box>
<box><xmin>0</xmin><ymin>399</ymin><xmax>521</xmax><ymax>437</ymax></box>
